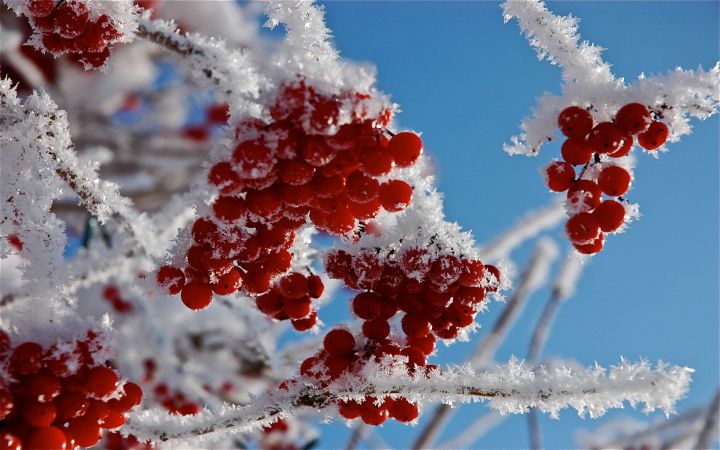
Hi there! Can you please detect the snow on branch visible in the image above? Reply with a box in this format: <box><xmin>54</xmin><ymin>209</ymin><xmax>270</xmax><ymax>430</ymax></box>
<box><xmin>124</xmin><ymin>357</ymin><xmax>692</xmax><ymax>445</ymax></box>
<box><xmin>502</xmin><ymin>0</ymin><xmax>720</xmax><ymax>156</ymax></box>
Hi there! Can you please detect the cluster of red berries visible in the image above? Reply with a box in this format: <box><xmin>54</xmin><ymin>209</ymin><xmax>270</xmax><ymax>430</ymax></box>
<box><xmin>254</xmin><ymin>272</ymin><xmax>324</xmax><ymax>331</ymax></box>
<box><xmin>102</xmin><ymin>286</ymin><xmax>133</xmax><ymax>314</ymax></box>
<box><xmin>103</xmin><ymin>431</ymin><xmax>151</xmax><ymax>450</ymax></box>
<box><xmin>152</xmin><ymin>384</ymin><xmax>200</xmax><ymax>416</ymax></box>
<box><xmin>325</xmin><ymin>247</ymin><xmax>499</xmax><ymax>341</ymax></box>
<box><xmin>0</xmin><ymin>331</ymin><xmax>142</xmax><ymax>449</ymax></box>
<box><xmin>156</xmin><ymin>79</ymin><xmax>422</xmax><ymax>314</ymax></box>
<box><xmin>23</xmin><ymin>0</ymin><xmax>124</xmax><ymax>69</ymax></box>
<box><xmin>297</xmin><ymin>328</ymin><xmax>425</xmax><ymax>426</ymax></box>
<box><xmin>544</xmin><ymin>103</ymin><xmax>669</xmax><ymax>254</ymax></box>
<box><xmin>260</xmin><ymin>419</ymin><xmax>300</xmax><ymax>450</ymax></box>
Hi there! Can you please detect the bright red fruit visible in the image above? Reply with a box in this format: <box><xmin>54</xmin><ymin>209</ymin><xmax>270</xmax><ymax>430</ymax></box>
<box><xmin>26</xmin><ymin>372</ymin><xmax>61</xmax><ymax>402</ymax></box>
<box><xmin>181</xmin><ymin>282</ymin><xmax>213</xmax><ymax>310</ymax></box>
<box><xmin>598</xmin><ymin>166</ymin><xmax>631</xmax><ymax>197</ymax></box>
<box><xmin>346</xmin><ymin>171</ymin><xmax>379</xmax><ymax>203</ymax></box>
<box><xmin>608</xmin><ymin>134</ymin><xmax>633</xmax><ymax>158</ymax></box>
<box><xmin>361</xmin><ymin>398</ymin><xmax>389</xmax><ymax>425</ymax></box>
<box><xmin>565</xmin><ymin>213</ymin><xmax>601</xmax><ymax>244</ymax></box>
<box><xmin>593</xmin><ymin>200</ymin><xmax>626</xmax><ymax>232</ymax></box>
<box><xmin>10</xmin><ymin>342</ymin><xmax>43</xmax><ymax>376</ymax></box>
<box><xmin>213</xmin><ymin>196</ymin><xmax>247</xmax><ymax>222</ymax></box>
<box><xmin>567</xmin><ymin>180</ymin><xmax>602</xmax><ymax>212</ymax></box>
<box><xmin>28</xmin><ymin>0</ymin><xmax>54</xmax><ymax>17</ymax></box>
<box><xmin>21</xmin><ymin>400</ymin><xmax>56</xmax><ymax>426</ymax></box>
<box><xmin>544</xmin><ymin>161</ymin><xmax>575</xmax><ymax>192</ymax></box>
<box><xmin>323</xmin><ymin>329</ymin><xmax>355</xmax><ymax>356</ymax></box>
<box><xmin>362</xmin><ymin>319</ymin><xmax>390</xmax><ymax>340</ymax></box>
<box><xmin>0</xmin><ymin>391</ymin><xmax>13</xmax><ymax>420</ymax></box>
<box><xmin>388</xmin><ymin>398</ymin><xmax>419</xmax><ymax>422</ymax></box>
<box><xmin>574</xmin><ymin>233</ymin><xmax>605</xmax><ymax>254</ymax></box>
<box><xmin>307</xmin><ymin>275</ymin><xmax>324</xmax><ymax>298</ymax></box>
<box><xmin>352</xmin><ymin>292</ymin><xmax>383</xmax><ymax>319</ymax></box>
<box><xmin>291</xmin><ymin>311</ymin><xmax>318</xmax><ymax>331</ymax></box>
<box><xmin>211</xmin><ymin>268</ymin><xmax>242</xmax><ymax>295</ymax></box>
<box><xmin>560</xmin><ymin>139</ymin><xmax>593</xmax><ymax>165</ymax></box>
<box><xmin>638</xmin><ymin>121</ymin><xmax>668</xmax><ymax>150</ymax></box>
<box><xmin>67</xmin><ymin>415</ymin><xmax>102</xmax><ymax>447</ymax></box>
<box><xmin>87</xmin><ymin>366</ymin><xmax>119</xmax><ymax>397</ymax></box>
<box><xmin>615</xmin><ymin>103</ymin><xmax>651</xmax><ymax>134</ymax></box>
<box><xmin>389</xmin><ymin>132</ymin><xmax>423</xmax><ymax>167</ymax></box>
<box><xmin>157</xmin><ymin>265</ymin><xmax>185</xmax><ymax>295</ymax></box>
<box><xmin>558</xmin><ymin>106</ymin><xmax>594</xmax><ymax>139</ymax></box>
<box><xmin>378</xmin><ymin>180</ymin><xmax>412</xmax><ymax>212</ymax></box>
<box><xmin>0</xmin><ymin>433</ymin><xmax>21</xmax><ymax>450</ymax></box>
<box><xmin>588</xmin><ymin>122</ymin><xmax>624</xmax><ymax>154</ymax></box>
<box><xmin>402</xmin><ymin>313</ymin><xmax>431</xmax><ymax>337</ymax></box>
<box><xmin>53</xmin><ymin>1</ymin><xmax>89</xmax><ymax>39</ymax></box>
<box><xmin>27</xmin><ymin>427</ymin><xmax>67</xmax><ymax>450</ymax></box>
<box><xmin>338</xmin><ymin>400</ymin><xmax>362</xmax><ymax>419</ymax></box>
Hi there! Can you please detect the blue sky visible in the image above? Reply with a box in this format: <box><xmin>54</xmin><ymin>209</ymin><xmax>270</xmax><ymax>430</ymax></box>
<box><xmin>300</xmin><ymin>2</ymin><xmax>719</xmax><ymax>449</ymax></box>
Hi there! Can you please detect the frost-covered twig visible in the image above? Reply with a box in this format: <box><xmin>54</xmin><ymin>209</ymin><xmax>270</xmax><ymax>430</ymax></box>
<box><xmin>436</xmin><ymin>411</ymin><xmax>506</xmax><ymax>449</ymax></box>
<box><xmin>502</xmin><ymin>0</ymin><xmax>720</xmax><ymax>156</ymax></box>
<box><xmin>125</xmin><ymin>357</ymin><xmax>691</xmax><ymax>444</ymax></box>
<box><xmin>412</xmin><ymin>238</ymin><xmax>559</xmax><ymax>449</ymax></box>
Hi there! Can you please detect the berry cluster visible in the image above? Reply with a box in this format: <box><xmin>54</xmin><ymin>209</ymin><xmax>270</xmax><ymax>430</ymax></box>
<box><xmin>24</xmin><ymin>0</ymin><xmax>124</xmax><ymax>69</ymax></box>
<box><xmin>544</xmin><ymin>104</ymin><xmax>669</xmax><ymax>254</ymax></box>
<box><xmin>326</xmin><ymin>247</ymin><xmax>499</xmax><ymax>341</ymax></box>
<box><xmin>255</xmin><ymin>272</ymin><xmax>324</xmax><ymax>331</ymax></box>
<box><xmin>157</xmin><ymin>79</ymin><xmax>422</xmax><ymax>314</ymax></box>
<box><xmin>297</xmin><ymin>328</ymin><xmax>425</xmax><ymax>426</ymax></box>
<box><xmin>0</xmin><ymin>331</ymin><xmax>142</xmax><ymax>449</ymax></box>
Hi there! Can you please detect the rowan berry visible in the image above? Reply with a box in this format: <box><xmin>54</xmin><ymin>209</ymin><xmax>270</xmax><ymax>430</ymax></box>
<box><xmin>402</xmin><ymin>313</ymin><xmax>431</xmax><ymax>337</ymax></box>
<box><xmin>567</xmin><ymin>180</ymin><xmax>602</xmax><ymax>212</ymax></box>
<box><xmin>574</xmin><ymin>233</ymin><xmax>605</xmax><ymax>254</ymax></box>
<box><xmin>181</xmin><ymin>282</ymin><xmax>213</xmax><ymax>310</ymax></box>
<box><xmin>638</xmin><ymin>121</ymin><xmax>669</xmax><ymax>150</ymax></box>
<box><xmin>157</xmin><ymin>265</ymin><xmax>185</xmax><ymax>295</ymax></box>
<box><xmin>28</xmin><ymin>0</ymin><xmax>54</xmax><ymax>18</ymax></box>
<box><xmin>615</xmin><ymin>103</ymin><xmax>651</xmax><ymax>135</ymax></box>
<box><xmin>593</xmin><ymin>200</ymin><xmax>625</xmax><ymax>232</ymax></box>
<box><xmin>27</xmin><ymin>427</ymin><xmax>67</xmax><ymax>450</ymax></box>
<box><xmin>588</xmin><ymin>122</ymin><xmax>624</xmax><ymax>154</ymax></box>
<box><xmin>323</xmin><ymin>329</ymin><xmax>355</xmax><ymax>356</ymax></box>
<box><xmin>561</xmin><ymin>139</ymin><xmax>593</xmax><ymax>165</ymax></box>
<box><xmin>388</xmin><ymin>398</ymin><xmax>419</xmax><ymax>423</ymax></box>
<box><xmin>544</xmin><ymin>161</ymin><xmax>576</xmax><ymax>192</ymax></box>
<box><xmin>598</xmin><ymin>165</ymin><xmax>631</xmax><ymax>197</ymax></box>
<box><xmin>211</xmin><ymin>268</ymin><xmax>242</xmax><ymax>295</ymax></box>
<box><xmin>389</xmin><ymin>132</ymin><xmax>423</xmax><ymax>167</ymax></box>
<box><xmin>565</xmin><ymin>213</ymin><xmax>601</xmax><ymax>244</ymax></box>
<box><xmin>378</xmin><ymin>180</ymin><xmax>412</xmax><ymax>212</ymax></box>
<box><xmin>558</xmin><ymin>106</ymin><xmax>593</xmax><ymax>139</ymax></box>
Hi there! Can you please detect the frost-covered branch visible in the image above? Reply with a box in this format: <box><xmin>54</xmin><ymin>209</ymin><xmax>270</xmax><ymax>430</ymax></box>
<box><xmin>696</xmin><ymin>390</ymin><xmax>720</xmax><ymax>449</ymax></box>
<box><xmin>125</xmin><ymin>358</ymin><xmax>691</xmax><ymax>445</ymax></box>
<box><xmin>502</xmin><ymin>0</ymin><xmax>720</xmax><ymax>156</ymax></box>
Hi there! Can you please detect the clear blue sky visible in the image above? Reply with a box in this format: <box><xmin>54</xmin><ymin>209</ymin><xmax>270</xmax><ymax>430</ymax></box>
<box><xmin>295</xmin><ymin>2</ymin><xmax>719</xmax><ymax>449</ymax></box>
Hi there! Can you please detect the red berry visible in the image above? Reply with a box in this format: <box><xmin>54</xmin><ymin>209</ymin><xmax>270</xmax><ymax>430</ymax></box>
<box><xmin>232</xmin><ymin>140</ymin><xmax>274</xmax><ymax>179</ymax></box>
<box><xmin>608</xmin><ymin>134</ymin><xmax>633</xmax><ymax>158</ymax></box>
<box><xmin>100</xmin><ymin>409</ymin><xmax>127</xmax><ymax>429</ymax></box>
<box><xmin>561</xmin><ymin>139</ymin><xmax>593</xmax><ymax>165</ymax></box>
<box><xmin>22</xmin><ymin>400</ymin><xmax>57</xmax><ymax>427</ymax></box>
<box><xmin>243</xmin><ymin>270</ymin><xmax>272</xmax><ymax>295</ymax></box>
<box><xmin>400</xmin><ymin>248</ymin><xmax>431</xmax><ymax>278</ymax></box>
<box><xmin>279</xmin><ymin>272</ymin><xmax>309</xmax><ymax>299</ymax></box>
<box><xmin>352</xmin><ymin>292</ymin><xmax>383</xmax><ymax>320</ymax></box>
<box><xmin>637</xmin><ymin>121</ymin><xmax>668</xmax><ymax>150</ymax></box>
<box><xmin>338</xmin><ymin>400</ymin><xmax>362</xmax><ymax>419</ymax></box>
<box><xmin>207</xmin><ymin>103</ymin><xmax>229</xmax><ymax>124</ymax></box>
<box><xmin>615</xmin><ymin>103</ymin><xmax>651</xmax><ymax>135</ymax></box>
<box><xmin>26</xmin><ymin>372</ymin><xmax>61</xmax><ymax>402</ymax></box>
<box><xmin>85</xmin><ymin>398</ymin><xmax>110</xmax><ymax>420</ymax></box>
<box><xmin>291</xmin><ymin>311</ymin><xmax>318</xmax><ymax>331</ymax></box>
<box><xmin>181</xmin><ymin>282</ymin><xmax>213</xmax><ymax>310</ymax></box>
<box><xmin>313</xmin><ymin>174</ymin><xmax>346</xmax><ymax>198</ymax></box>
<box><xmin>54</xmin><ymin>1</ymin><xmax>89</xmax><ymax>39</ymax></box>
<box><xmin>378</xmin><ymin>180</ymin><xmax>412</xmax><ymax>212</ymax></box>
<box><xmin>27</xmin><ymin>427</ymin><xmax>67</xmax><ymax>450</ymax></box>
<box><xmin>307</xmin><ymin>275</ymin><xmax>324</xmax><ymax>298</ymax></box>
<box><xmin>0</xmin><ymin>433</ymin><xmax>21</xmax><ymax>450</ymax></box>
<box><xmin>402</xmin><ymin>313</ymin><xmax>431</xmax><ymax>337</ymax></box>
<box><xmin>55</xmin><ymin>391</ymin><xmax>88</xmax><ymax>420</ymax></box>
<box><xmin>593</xmin><ymin>200</ymin><xmax>626</xmax><ymax>232</ymax></box>
<box><xmin>279</xmin><ymin>159</ymin><xmax>315</xmax><ymax>186</ymax></box>
<box><xmin>389</xmin><ymin>132</ymin><xmax>423</xmax><ymax>167</ymax></box>
<box><xmin>598</xmin><ymin>165</ymin><xmax>631</xmax><ymax>197</ymax></box>
<box><xmin>458</xmin><ymin>259</ymin><xmax>485</xmax><ymax>287</ymax></box>
<box><xmin>157</xmin><ymin>265</ymin><xmax>185</xmax><ymax>295</ymax></box>
<box><xmin>10</xmin><ymin>342</ymin><xmax>44</xmax><ymax>376</ymax></box>
<box><xmin>208</xmin><ymin>162</ymin><xmax>242</xmax><ymax>194</ymax></box>
<box><xmin>362</xmin><ymin>319</ymin><xmax>390</xmax><ymax>340</ymax></box>
<box><xmin>246</xmin><ymin>188</ymin><xmax>282</xmax><ymax>218</ymax></box>
<box><xmin>407</xmin><ymin>334</ymin><xmax>436</xmax><ymax>355</ymax></box>
<box><xmin>348</xmin><ymin>198</ymin><xmax>381</xmax><ymax>220</ymax></box>
<box><xmin>428</xmin><ymin>254</ymin><xmax>463</xmax><ymax>290</ymax></box>
<box><xmin>565</xmin><ymin>213</ymin><xmax>601</xmax><ymax>244</ymax></box>
<box><xmin>353</xmin><ymin>251</ymin><xmax>383</xmax><ymax>286</ymax></box>
<box><xmin>256</xmin><ymin>290</ymin><xmax>284</xmax><ymax>315</ymax></box>
<box><xmin>401</xmin><ymin>346</ymin><xmax>427</xmax><ymax>367</ymax></box>
<box><xmin>211</xmin><ymin>268</ymin><xmax>242</xmax><ymax>295</ymax></box>
<box><xmin>558</xmin><ymin>106</ymin><xmax>593</xmax><ymax>139</ymax></box>
<box><xmin>301</xmin><ymin>137</ymin><xmax>336</xmax><ymax>167</ymax></box>
<box><xmin>0</xmin><ymin>391</ymin><xmax>13</xmax><ymax>420</ymax></box>
<box><xmin>361</xmin><ymin>148</ymin><xmax>393</xmax><ymax>177</ymax></box>
<box><xmin>325</xmin><ymin>250</ymin><xmax>352</xmax><ymax>279</ymax></box>
<box><xmin>283</xmin><ymin>296</ymin><xmax>312</xmax><ymax>319</ymax></box>
<box><xmin>28</xmin><ymin>0</ymin><xmax>54</xmax><ymax>17</ymax></box>
<box><xmin>346</xmin><ymin>171</ymin><xmax>379</xmax><ymax>203</ymax></box>
<box><xmin>574</xmin><ymin>233</ymin><xmax>605</xmax><ymax>254</ymax></box>
<box><xmin>388</xmin><ymin>398</ymin><xmax>419</xmax><ymax>423</ymax></box>
<box><xmin>213</xmin><ymin>195</ymin><xmax>247</xmax><ymax>222</ymax></box>
<box><xmin>588</xmin><ymin>122</ymin><xmax>624</xmax><ymax>154</ymax></box>
<box><xmin>567</xmin><ymin>180</ymin><xmax>602</xmax><ymax>212</ymax></box>
<box><xmin>87</xmin><ymin>366</ymin><xmax>119</xmax><ymax>397</ymax></box>
<box><xmin>323</xmin><ymin>329</ymin><xmax>355</xmax><ymax>356</ymax></box>
<box><xmin>67</xmin><ymin>416</ymin><xmax>101</xmax><ymax>447</ymax></box>
<box><xmin>361</xmin><ymin>398</ymin><xmax>388</xmax><ymax>425</ymax></box>
<box><xmin>543</xmin><ymin>161</ymin><xmax>575</xmax><ymax>192</ymax></box>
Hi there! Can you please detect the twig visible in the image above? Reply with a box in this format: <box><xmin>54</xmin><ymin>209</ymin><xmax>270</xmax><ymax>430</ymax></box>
<box><xmin>345</xmin><ymin>423</ymin><xmax>367</xmax><ymax>450</ymax></box>
<box><xmin>696</xmin><ymin>389</ymin><xmax>720</xmax><ymax>449</ymax></box>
